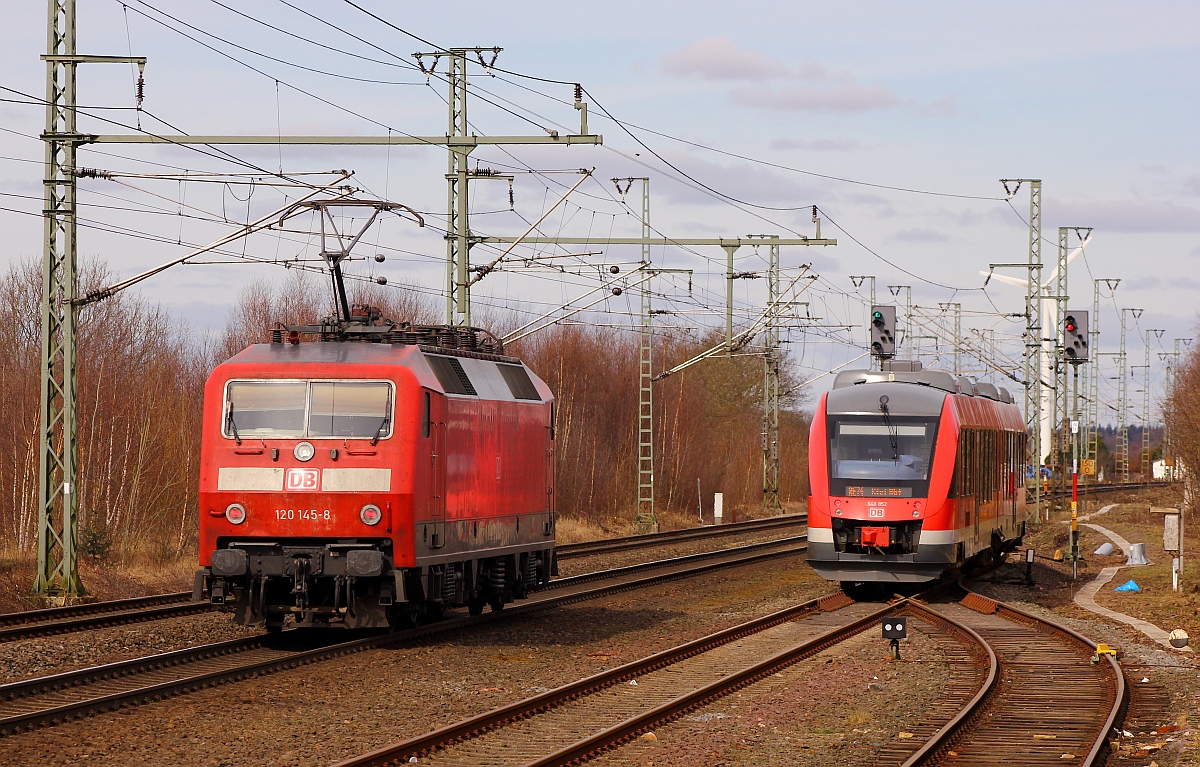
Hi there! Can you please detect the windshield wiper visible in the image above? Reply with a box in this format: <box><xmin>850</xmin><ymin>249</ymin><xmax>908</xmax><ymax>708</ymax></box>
<box><xmin>370</xmin><ymin>415</ymin><xmax>389</xmax><ymax>446</ymax></box>
<box><xmin>878</xmin><ymin>395</ymin><xmax>898</xmax><ymax>462</ymax></box>
<box><xmin>226</xmin><ymin>401</ymin><xmax>242</xmax><ymax>446</ymax></box>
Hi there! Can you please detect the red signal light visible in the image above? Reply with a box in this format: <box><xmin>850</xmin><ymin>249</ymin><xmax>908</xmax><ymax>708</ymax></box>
<box><xmin>1065</xmin><ymin>321</ymin><xmax>1076</xmax><ymax>332</ymax></box>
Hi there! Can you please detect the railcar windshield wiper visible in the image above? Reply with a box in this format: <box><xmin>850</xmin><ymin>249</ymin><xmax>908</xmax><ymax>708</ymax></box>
<box><xmin>370</xmin><ymin>415</ymin><xmax>389</xmax><ymax>446</ymax></box>
<box><xmin>226</xmin><ymin>401</ymin><xmax>242</xmax><ymax>446</ymax></box>
<box><xmin>878</xmin><ymin>395</ymin><xmax>898</xmax><ymax>462</ymax></box>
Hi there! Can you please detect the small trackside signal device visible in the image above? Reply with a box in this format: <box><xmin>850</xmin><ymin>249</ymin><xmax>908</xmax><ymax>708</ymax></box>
<box><xmin>1063</xmin><ymin>310</ymin><xmax>1089</xmax><ymax>363</ymax></box>
<box><xmin>870</xmin><ymin>305</ymin><xmax>897</xmax><ymax>359</ymax></box>
<box><xmin>882</xmin><ymin>616</ymin><xmax>907</xmax><ymax>639</ymax></box>
<box><xmin>883</xmin><ymin>616</ymin><xmax>907</xmax><ymax>659</ymax></box>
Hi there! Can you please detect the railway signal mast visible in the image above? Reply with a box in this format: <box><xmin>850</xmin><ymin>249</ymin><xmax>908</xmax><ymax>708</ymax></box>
<box><xmin>1063</xmin><ymin>309</ymin><xmax>1088</xmax><ymax>572</ymax></box>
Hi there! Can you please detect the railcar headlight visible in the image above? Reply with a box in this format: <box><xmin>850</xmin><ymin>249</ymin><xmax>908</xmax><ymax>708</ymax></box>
<box><xmin>225</xmin><ymin>503</ymin><xmax>247</xmax><ymax>525</ymax></box>
<box><xmin>360</xmin><ymin>504</ymin><xmax>383</xmax><ymax>526</ymax></box>
<box><xmin>294</xmin><ymin>441</ymin><xmax>315</xmax><ymax>462</ymax></box>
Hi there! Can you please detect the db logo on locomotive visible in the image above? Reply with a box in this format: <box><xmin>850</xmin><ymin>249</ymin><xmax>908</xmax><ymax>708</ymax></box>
<box><xmin>285</xmin><ymin>468</ymin><xmax>320</xmax><ymax>491</ymax></box>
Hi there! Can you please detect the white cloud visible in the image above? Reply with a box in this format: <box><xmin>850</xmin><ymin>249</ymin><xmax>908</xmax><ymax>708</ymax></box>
<box><xmin>894</xmin><ymin>228</ymin><xmax>951</xmax><ymax>243</ymax></box>
<box><xmin>1053</xmin><ymin>199</ymin><xmax>1200</xmax><ymax>233</ymax></box>
<box><xmin>768</xmin><ymin>137</ymin><xmax>864</xmax><ymax>152</ymax></box>
<box><xmin>731</xmin><ymin>83</ymin><xmax>904</xmax><ymax>113</ymax></box>
<box><xmin>660</xmin><ymin>37</ymin><xmax>786</xmax><ymax>82</ymax></box>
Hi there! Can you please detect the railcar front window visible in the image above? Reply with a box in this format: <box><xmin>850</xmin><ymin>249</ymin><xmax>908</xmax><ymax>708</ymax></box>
<box><xmin>830</xmin><ymin>422</ymin><xmax>936</xmax><ymax>481</ymax></box>
<box><xmin>226</xmin><ymin>382</ymin><xmax>307</xmax><ymax>437</ymax></box>
<box><xmin>309</xmin><ymin>382</ymin><xmax>392</xmax><ymax>438</ymax></box>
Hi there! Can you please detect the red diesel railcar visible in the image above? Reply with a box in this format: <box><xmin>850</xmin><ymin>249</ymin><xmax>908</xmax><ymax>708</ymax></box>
<box><xmin>193</xmin><ymin>325</ymin><xmax>556</xmax><ymax>630</ymax></box>
<box><xmin>807</xmin><ymin>364</ymin><xmax>1027</xmax><ymax>589</ymax></box>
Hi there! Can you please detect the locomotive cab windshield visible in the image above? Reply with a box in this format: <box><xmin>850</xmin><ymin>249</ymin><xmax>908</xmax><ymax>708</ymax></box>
<box><xmin>224</xmin><ymin>380</ymin><xmax>394</xmax><ymax>440</ymax></box>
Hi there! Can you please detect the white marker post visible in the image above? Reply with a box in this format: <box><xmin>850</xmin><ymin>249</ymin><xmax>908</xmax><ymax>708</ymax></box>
<box><xmin>714</xmin><ymin>493</ymin><xmax>724</xmax><ymax>525</ymax></box>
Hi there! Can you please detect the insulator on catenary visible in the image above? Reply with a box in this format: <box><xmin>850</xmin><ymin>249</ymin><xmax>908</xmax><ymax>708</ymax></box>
<box><xmin>136</xmin><ymin>76</ymin><xmax>144</xmax><ymax>108</ymax></box>
<box><xmin>376</xmin><ymin>276</ymin><xmax>387</xmax><ymax>285</ymax></box>
<box><xmin>374</xmin><ymin>254</ymin><xmax>386</xmax><ymax>263</ymax></box>
<box><xmin>508</xmin><ymin>184</ymin><xmax>514</xmax><ymax>209</ymax></box>
<box><xmin>574</xmin><ymin>83</ymin><xmax>583</xmax><ymax>103</ymax></box>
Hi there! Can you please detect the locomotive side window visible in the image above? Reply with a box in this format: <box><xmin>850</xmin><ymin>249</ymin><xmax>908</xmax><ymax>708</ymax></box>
<box><xmin>308</xmin><ymin>382</ymin><xmax>392</xmax><ymax>439</ymax></box>
<box><xmin>422</xmin><ymin>391</ymin><xmax>431</xmax><ymax>438</ymax></box>
<box><xmin>223</xmin><ymin>379</ymin><xmax>393</xmax><ymax>440</ymax></box>
<box><xmin>225</xmin><ymin>381</ymin><xmax>307</xmax><ymax>438</ymax></box>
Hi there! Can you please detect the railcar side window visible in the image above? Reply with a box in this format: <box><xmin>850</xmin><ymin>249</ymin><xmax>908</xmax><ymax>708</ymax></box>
<box><xmin>223</xmin><ymin>380</ymin><xmax>393</xmax><ymax>440</ymax></box>
<box><xmin>308</xmin><ymin>382</ymin><xmax>392</xmax><ymax>439</ymax></box>
<box><xmin>225</xmin><ymin>381</ymin><xmax>307</xmax><ymax>437</ymax></box>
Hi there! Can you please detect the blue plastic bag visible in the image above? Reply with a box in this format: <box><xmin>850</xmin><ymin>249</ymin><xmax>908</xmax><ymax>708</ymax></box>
<box><xmin>1113</xmin><ymin>579</ymin><xmax>1140</xmax><ymax>593</ymax></box>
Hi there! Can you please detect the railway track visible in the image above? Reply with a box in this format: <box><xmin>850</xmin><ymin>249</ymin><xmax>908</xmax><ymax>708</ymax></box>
<box><xmin>554</xmin><ymin>513</ymin><xmax>806</xmax><ymax>559</ymax></box>
<box><xmin>329</xmin><ymin>572</ymin><xmax>1127</xmax><ymax>767</ymax></box>
<box><xmin>0</xmin><ymin>535</ymin><xmax>807</xmax><ymax>738</ymax></box>
<box><xmin>0</xmin><ymin>514</ymin><xmax>806</xmax><ymax>645</ymax></box>
<box><xmin>0</xmin><ymin>592</ymin><xmax>201</xmax><ymax>644</ymax></box>
<box><xmin>900</xmin><ymin>582</ymin><xmax>1126</xmax><ymax>767</ymax></box>
<box><xmin>328</xmin><ymin>588</ymin><xmax>989</xmax><ymax>767</ymax></box>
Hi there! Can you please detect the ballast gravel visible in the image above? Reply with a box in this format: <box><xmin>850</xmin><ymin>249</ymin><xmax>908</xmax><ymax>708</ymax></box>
<box><xmin>0</xmin><ymin>612</ymin><xmax>260</xmax><ymax>685</ymax></box>
<box><xmin>3</xmin><ymin>553</ymin><xmax>834</xmax><ymax>766</ymax></box>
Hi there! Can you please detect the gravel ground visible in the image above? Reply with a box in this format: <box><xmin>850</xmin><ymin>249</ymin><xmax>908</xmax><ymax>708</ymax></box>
<box><xmin>591</xmin><ymin>615</ymin><xmax>961</xmax><ymax>767</ymax></box>
<box><xmin>556</xmin><ymin>527</ymin><xmax>807</xmax><ymax>577</ymax></box>
<box><xmin>0</xmin><ymin>612</ymin><xmax>261</xmax><ymax>684</ymax></box>
<box><xmin>2</xmin><ymin>553</ymin><xmax>834</xmax><ymax>766</ymax></box>
<box><xmin>0</xmin><ymin>528</ymin><xmax>803</xmax><ymax>687</ymax></box>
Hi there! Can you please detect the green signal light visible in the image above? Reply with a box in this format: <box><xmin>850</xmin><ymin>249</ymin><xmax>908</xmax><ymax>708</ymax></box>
<box><xmin>872</xmin><ymin>311</ymin><xmax>883</xmax><ymax>320</ymax></box>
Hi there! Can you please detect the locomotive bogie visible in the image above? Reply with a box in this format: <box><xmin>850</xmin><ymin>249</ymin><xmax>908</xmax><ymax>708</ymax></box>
<box><xmin>194</xmin><ymin>341</ymin><xmax>556</xmax><ymax>630</ymax></box>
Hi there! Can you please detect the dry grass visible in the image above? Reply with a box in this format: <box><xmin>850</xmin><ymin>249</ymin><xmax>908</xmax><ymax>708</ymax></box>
<box><xmin>0</xmin><ymin>549</ymin><xmax>197</xmax><ymax>615</ymax></box>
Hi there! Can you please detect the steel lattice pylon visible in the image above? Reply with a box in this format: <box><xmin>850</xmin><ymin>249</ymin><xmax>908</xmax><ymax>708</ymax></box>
<box><xmin>35</xmin><ymin>0</ymin><xmax>145</xmax><ymax>598</ymax></box>
<box><xmin>762</xmin><ymin>241</ymin><xmax>781</xmax><ymax>511</ymax></box>
<box><xmin>632</xmin><ymin>179</ymin><xmax>656</xmax><ymax>533</ymax></box>
<box><xmin>36</xmin><ymin>0</ymin><xmax>82</xmax><ymax>598</ymax></box>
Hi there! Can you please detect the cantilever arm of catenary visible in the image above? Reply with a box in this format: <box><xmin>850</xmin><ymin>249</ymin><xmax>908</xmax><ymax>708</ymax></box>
<box><xmin>502</xmin><ymin>268</ymin><xmax>654</xmax><ymax>344</ymax></box>
<box><xmin>74</xmin><ymin>171</ymin><xmax>356</xmax><ymax>306</ymax></box>
<box><xmin>467</xmin><ymin>169</ymin><xmax>594</xmax><ymax>288</ymax></box>
<box><xmin>653</xmin><ymin>265</ymin><xmax>812</xmax><ymax>380</ymax></box>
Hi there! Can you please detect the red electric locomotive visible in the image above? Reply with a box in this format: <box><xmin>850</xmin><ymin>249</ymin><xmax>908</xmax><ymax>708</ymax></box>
<box><xmin>193</xmin><ymin>318</ymin><xmax>556</xmax><ymax>630</ymax></box>
<box><xmin>807</xmin><ymin>362</ymin><xmax>1026</xmax><ymax>590</ymax></box>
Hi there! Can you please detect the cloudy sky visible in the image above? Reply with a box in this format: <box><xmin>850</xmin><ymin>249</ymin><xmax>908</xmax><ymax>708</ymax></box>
<box><xmin>1</xmin><ymin>1</ymin><xmax>1197</xmax><ymax>408</ymax></box>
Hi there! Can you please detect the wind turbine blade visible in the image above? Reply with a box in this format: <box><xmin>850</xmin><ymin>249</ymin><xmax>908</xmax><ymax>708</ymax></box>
<box><xmin>981</xmin><ymin>272</ymin><xmax>1032</xmax><ymax>288</ymax></box>
<box><xmin>1043</xmin><ymin>234</ymin><xmax>1094</xmax><ymax>286</ymax></box>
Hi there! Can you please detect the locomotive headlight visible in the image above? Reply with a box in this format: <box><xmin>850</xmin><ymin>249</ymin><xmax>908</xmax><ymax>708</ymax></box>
<box><xmin>225</xmin><ymin>503</ymin><xmax>247</xmax><ymax>525</ymax></box>
<box><xmin>294</xmin><ymin>441</ymin><xmax>316</xmax><ymax>462</ymax></box>
<box><xmin>360</xmin><ymin>504</ymin><xmax>383</xmax><ymax>526</ymax></box>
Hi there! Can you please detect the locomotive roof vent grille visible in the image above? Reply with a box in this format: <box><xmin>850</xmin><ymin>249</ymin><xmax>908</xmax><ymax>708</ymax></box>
<box><xmin>427</xmin><ymin>355</ymin><xmax>478</xmax><ymax>396</ymax></box>
<box><xmin>498</xmin><ymin>363</ymin><xmax>541</xmax><ymax>401</ymax></box>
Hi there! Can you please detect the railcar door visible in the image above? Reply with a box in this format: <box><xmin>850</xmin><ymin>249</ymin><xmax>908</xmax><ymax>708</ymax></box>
<box><xmin>432</xmin><ymin>421</ymin><xmax>447</xmax><ymax>548</ymax></box>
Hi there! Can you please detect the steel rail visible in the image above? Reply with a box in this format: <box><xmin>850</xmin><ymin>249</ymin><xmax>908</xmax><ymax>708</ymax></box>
<box><xmin>0</xmin><ymin>599</ymin><xmax>208</xmax><ymax>644</ymax></box>
<box><xmin>555</xmin><ymin>513</ymin><xmax>806</xmax><ymax>559</ymax></box>
<box><xmin>0</xmin><ymin>515</ymin><xmax>810</xmax><ymax>642</ymax></box>
<box><xmin>329</xmin><ymin>587</ymin><xmax>992</xmax><ymax>767</ymax></box>
<box><xmin>901</xmin><ymin>579</ymin><xmax>1126</xmax><ymax>767</ymax></box>
<box><xmin>0</xmin><ymin>536</ymin><xmax>807</xmax><ymax>737</ymax></box>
